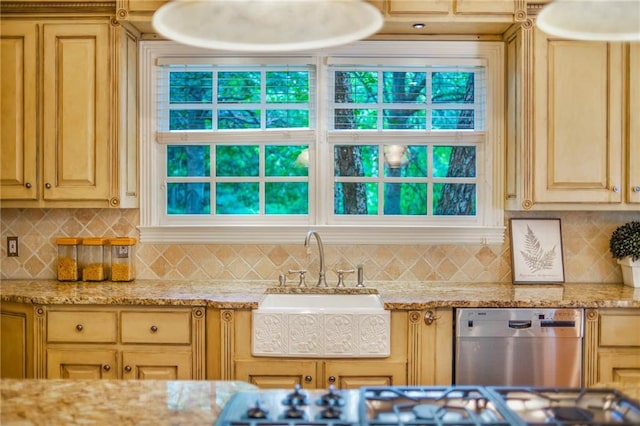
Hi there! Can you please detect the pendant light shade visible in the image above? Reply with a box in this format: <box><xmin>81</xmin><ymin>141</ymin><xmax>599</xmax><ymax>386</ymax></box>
<box><xmin>152</xmin><ymin>0</ymin><xmax>384</xmax><ymax>52</ymax></box>
<box><xmin>536</xmin><ymin>0</ymin><xmax>640</xmax><ymax>42</ymax></box>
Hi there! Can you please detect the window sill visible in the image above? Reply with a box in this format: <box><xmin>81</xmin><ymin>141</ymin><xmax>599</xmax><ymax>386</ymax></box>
<box><xmin>138</xmin><ymin>225</ymin><xmax>505</xmax><ymax>245</ymax></box>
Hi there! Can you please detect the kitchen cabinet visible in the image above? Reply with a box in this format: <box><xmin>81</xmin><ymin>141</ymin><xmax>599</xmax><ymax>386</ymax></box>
<box><xmin>505</xmin><ymin>24</ymin><xmax>637</xmax><ymax>210</ymax></box>
<box><xmin>628</xmin><ymin>43</ymin><xmax>640</xmax><ymax>204</ymax></box>
<box><xmin>209</xmin><ymin>308</ymin><xmax>453</xmax><ymax>388</ymax></box>
<box><xmin>584</xmin><ymin>308</ymin><xmax>640</xmax><ymax>387</ymax></box>
<box><xmin>0</xmin><ymin>16</ymin><xmax>138</xmax><ymax>208</ymax></box>
<box><xmin>0</xmin><ymin>302</ymin><xmax>35</xmax><ymax>379</ymax></box>
<box><xmin>387</xmin><ymin>0</ymin><xmax>516</xmax><ymax>15</ymax></box>
<box><xmin>44</xmin><ymin>306</ymin><xmax>205</xmax><ymax>380</ymax></box>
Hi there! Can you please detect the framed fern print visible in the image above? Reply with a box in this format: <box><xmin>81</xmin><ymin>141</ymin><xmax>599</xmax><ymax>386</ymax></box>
<box><xmin>509</xmin><ymin>218</ymin><xmax>565</xmax><ymax>283</ymax></box>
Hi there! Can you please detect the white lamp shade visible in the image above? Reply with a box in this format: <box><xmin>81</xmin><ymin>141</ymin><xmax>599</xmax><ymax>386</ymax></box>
<box><xmin>152</xmin><ymin>0</ymin><xmax>384</xmax><ymax>52</ymax></box>
<box><xmin>536</xmin><ymin>0</ymin><xmax>640</xmax><ymax>42</ymax></box>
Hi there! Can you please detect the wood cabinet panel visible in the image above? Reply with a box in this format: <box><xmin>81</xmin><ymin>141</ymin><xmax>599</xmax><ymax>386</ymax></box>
<box><xmin>47</xmin><ymin>348</ymin><xmax>117</xmax><ymax>379</ymax></box>
<box><xmin>324</xmin><ymin>360</ymin><xmax>406</xmax><ymax>389</ymax></box>
<box><xmin>389</xmin><ymin>0</ymin><xmax>450</xmax><ymax>14</ymax></box>
<box><xmin>598</xmin><ymin>351</ymin><xmax>640</xmax><ymax>384</ymax></box>
<box><xmin>121</xmin><ymin>311</ymin><xmax>191</xmax><ymax>344</ymax></box>
<box><xmin>0</xmin><ymin>21</ymin><xmax>37</xmax><ymax>200</ymax></box>
<box><xmin>47</xmin><ymin>310</ymin><xmax>117</xmax><ymax>343</ymax></box>
<box><xmin>629</xmin><ymin>43</ymin><xmax>640</xmax><ymax>203</ymax></box>
<box><xmin>455</xmin><ymin>0</ymin><xmax>514</xmax><ymax>14</ymax></box>
<box><xmin>1</xmin><ymin>311</ymin><xmax>27</xmax><ymax>378</ymax></box>
<box><xmin>121</xmin><ymin>350</ymin><xmax>192</xmax><ymax>379</ymax></box>
<box><xmin>600</xmin><ymin>313</ymin><xmax>640</xmax><ymax>347</ymax></box>
<box><xmin>235</xmin><ymin>359</ymin><xmax>318</xmax><ymax>389</ymax></box>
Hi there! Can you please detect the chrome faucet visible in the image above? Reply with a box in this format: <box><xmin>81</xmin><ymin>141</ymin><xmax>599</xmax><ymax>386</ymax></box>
<box><xmin>304</xmin><ymin>230</ymin><xmax>327</xmax><ymax>287</ymax></box>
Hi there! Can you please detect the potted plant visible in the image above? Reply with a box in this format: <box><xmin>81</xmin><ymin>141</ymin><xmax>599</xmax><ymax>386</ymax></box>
<box><xmin>609</xmin><ymin>220</ymin><xmax>640</xmax><ymax>287</ymax></box>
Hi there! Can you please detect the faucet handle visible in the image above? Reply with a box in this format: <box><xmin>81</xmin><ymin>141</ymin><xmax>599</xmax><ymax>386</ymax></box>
<box><xmin>288</xmin><ymin>269</ymin><xmax>308</xmax><ymax>287</ymax></box>
<box><xmin>356</xmin><ymin>264</ymin><xmax>365</xmax><ymax>287</ymax></box>
<box><xmin>336</xmin><ymin>269</ymin><xmax>355</xmax><ymax>288</ymax></box>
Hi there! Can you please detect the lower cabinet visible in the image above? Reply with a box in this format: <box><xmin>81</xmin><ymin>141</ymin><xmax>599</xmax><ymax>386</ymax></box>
<box><xmin>0</xmin><ymin>302</ymin><xmax>35</xmax><ymax>379</ymax></box>
<box><xmin>209</xmin><ymin>308</ymin><xmax>453</xmax><ymax>388</ymax></box>
<box><xmin>44</xmin><ymin>305</ymin><xmax>205</xmax><ymax>380</ymax></box>
<box><xmin>584</xmin><ymin>308</ymin><xmax>640</xmax><ymax>386</ymax></box>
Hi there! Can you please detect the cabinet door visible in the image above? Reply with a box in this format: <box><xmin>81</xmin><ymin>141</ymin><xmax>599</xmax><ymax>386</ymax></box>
<box><xmin>598</xmin><ymin>351</ymin><xmax>640</xmax><ymax>384</ymax></box>
<box><xmin>629</xmin><ymin>43</ymin><xmax>640</xmax><ymax>204</ymax></box>
<box><xmin>1</xmin><ymin>310</ymin><xmax>27</xmax><ymax>378</ymax></box>
<box><xmin>324</xmin><ymin>360</ymin><xmax>406</xmax><ymax>389</ymax></box>
<box><xmin>47</xmin><ymin>349</ymin><xmax>117</xmax><ymax>379</ymax></box>
<box><xmin>0</xmin><ymin>21</ymin><xmax>37</xmax><ymax>200</ymax></box>
<box><xmin>532</xmin><ymin>29</ymin><xmax>624</xmax><ymax>204</ymax></box>
<box><xmin>235</xmin><ymin>359</ymin><xmax>318</xmax><ymax>389</ymax></box>
<box><xmin>41</xmin><ymin>23</ymin><xmax>111</xmax><ymax>202</ymax></box>
<box><xmin>121</xmin><ymin>350</ymin><xmax>192</xmax><ymax>380</ymax></box>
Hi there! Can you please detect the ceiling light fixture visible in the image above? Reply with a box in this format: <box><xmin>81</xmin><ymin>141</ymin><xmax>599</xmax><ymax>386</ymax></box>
<box><xmin>152</xmin><ymin>0</ymin><xmax>384</xmax><ymax>52</ymax></box>
<box><xmin>536</xmin><ymin>0</ymin><xmax>640</xmax><ymax>41</ymax></box>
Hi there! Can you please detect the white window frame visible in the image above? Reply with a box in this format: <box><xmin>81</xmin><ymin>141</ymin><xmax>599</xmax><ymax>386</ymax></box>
<box><xmin>138</xmin><ymin>41</ymin><xmax>505</xmax><ymax>244</ymax></box>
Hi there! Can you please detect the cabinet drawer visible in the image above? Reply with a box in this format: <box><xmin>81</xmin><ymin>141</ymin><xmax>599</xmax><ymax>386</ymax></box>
<box><xmin>121</xmin><ymin>311</ymin><xmax>191</xmax><ymax>344</ymax></box>
<box><xmin>48</xmin><ymin>311</ymin><xmax>117</xmax><ymax>343</ymax></box>
<box><xmin>600</xmin><ymin>314</ymin><xmax>640</xmax><ymax>347</ymax></box>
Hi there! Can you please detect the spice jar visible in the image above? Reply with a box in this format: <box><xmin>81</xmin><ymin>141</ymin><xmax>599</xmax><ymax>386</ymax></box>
<box><xmin>110</xmin><ymin>237</ymin><xmax>137</xmax><ymax>282</ymax></box>
<box><xmin>81</xmin><ymin>238</ymin><xmax>108</xmax><ymax>281</ymax></box>
<box><xmin>56</xmin><ymin>238</ymin><xmax>82</xmax><ymax>281</ymax></box>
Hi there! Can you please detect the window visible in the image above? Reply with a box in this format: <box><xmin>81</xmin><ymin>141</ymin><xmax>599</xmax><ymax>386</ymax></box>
<box><xmin>139</xmin><ymin>42</ymin><xmax>505</xmax><ymax>244</ymax></box>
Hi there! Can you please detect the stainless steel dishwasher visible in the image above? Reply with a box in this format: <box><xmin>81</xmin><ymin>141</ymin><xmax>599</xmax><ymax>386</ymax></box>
<box><xmin>454</xmin><ymin>308</ymin><xmax>583</xmax><ymax>387</ymax></box>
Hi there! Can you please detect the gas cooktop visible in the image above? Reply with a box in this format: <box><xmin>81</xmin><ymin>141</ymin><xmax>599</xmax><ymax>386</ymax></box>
<box><xmin>215</xmin><ymin>385</ymin><xmax>640</xmax><ymax>426</ymax></box>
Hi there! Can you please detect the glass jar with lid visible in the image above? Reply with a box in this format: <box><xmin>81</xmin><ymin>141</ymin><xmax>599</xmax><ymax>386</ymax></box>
<box><xmin>82</xmin><ymin>238</ymin><xmax>109</xmax><ymax>281</ymax></box>
<box><xmin>110</xmin><ymin>237</ymin><xmax>137</xmax><ymax>282</ymax></box>
<box><xmin>55</xmin><ymin>237</ymin><xmax>82</xmax><ymax>281</ymax></box>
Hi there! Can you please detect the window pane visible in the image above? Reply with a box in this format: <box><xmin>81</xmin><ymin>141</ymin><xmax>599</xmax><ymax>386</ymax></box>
<box><xmin>335</xmin><ymin>108</ymin><xmax>377</xmax><ymax>129</ymax></box>
<box><xmin>334</xmin><ymin>145</ymin><xmax>378</xmax><ymax>177</ymax></box>
<box><xmin>265</xmin><ymin>145</ymin><xmax>309</xmax><ymax>177</ymax></box>
<box><xmin>383</xmin><ymin>109</ymin><xmax>426</xmax><ymax>130</ymax></box>
<box><xmin>432</xmin><ymin>109</ymin><xmax>474</xmax><ymax>130</ymax></box>
<box><xmin>216</xmin><ymin>146</ymin><xmax>259</xmax><ymax>177</ymax></box>
<box><xmin>169</xmin><ymin>72</ymin><xmax>212</xmax><ymax>104</ymax></box>
<box><xmin>432</xmin><ymin>72</ymin><xmax>474</xmax><ymax>103</ymax></box>
<box><xmin>433</xmin><ymin>183</ymin><xmax>476</xmax><ymax>216</ymax></box>
<box><xmin>218</xmin><ymin>110</ymin><xmax>261</xmax><ymax>129</ymax></box>
<box><xmin>383</xmin><ymin>72</ymin><xmax>426</xmax><ymax>103</ymax></box>
<box><xmin>167</xmin><ymin>183</ymin><xmax>210</xmax><ymax>214</ymax></box>
<box><xmin>383</xmin><ymin>145</ymin><xmax>427</xmax><ymax>177</ymax></box>
<box><xmin>167</xmin><ymin>146</ymin><xmax>210</xmax><ymax>177</ymax></box>
<box><xmin>216</xmin><ymin>183</ymin><xmax>259</xmax><ymax>214</ymax></box>
<box><xmin>433</xmin><ymin>146</ymin><xmax>476</xmax><ymax>177</ymax></box>
<box><xmin>384</xmin><ymin>182</ymin><xmax>427</xmax><ymax>215</ymax></box>
<box><xmin>334</xmin><ymin>71</ymin><xmax>377</xmax><ymax>103</ymax></box>
<box><xmin>266</xmin><ymin>110</ymin><xmax>309</xmax><ymax>128</ymax></box>
<box><xmin>334</xmin><ymin>182</ymin><xmax>378</xmax><ymax>215</ymax></box>
<box><xmin>169</xmin><ymin>110</ymin><xmax>212</xmax><ymax>130</ymax></box>
<box><xmin>266</xmin><ymin>71</ymin><xmax>309</xmax><ymax>103</ymax></box>
<box><xmin>266</xmin><ymin>182</ymin><xmax>308</xmax><ymax>214</ymax></box>
<box><xmin>217</xmin><ymin>72</ymin><xmax>261</xmax><ymax>103</ymax></box>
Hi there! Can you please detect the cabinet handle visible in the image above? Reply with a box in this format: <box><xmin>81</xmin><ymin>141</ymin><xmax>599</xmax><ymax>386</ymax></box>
<box><xmin>327</xmin><ymin>376</ymin><xmax>336</xmax><ymax>384</ymax></box>
<box><xmin>633</xmin><ymin>186</ymin><xmax>640</xmax><ymax>193</ymax></box>
<box><xmin>76</xmin><ymin>324</ymin><xmax>84</xmax><ymax>331</ymax></box>
<box><xmin>304</xmin><ymin>375</ymin><xmax>312</xmax><ymax>383</ymax></box>
<box><xmin>45</xmin><ymin>183</ymin><xmax>52</xmax><ymax>189</ymax></box>
<box><xmin>424</xmin><ymin>310</ymin><xmax>440</xmax><ymax>326</ymax></box>
<box><xmin>150</xmin><ymin>325</ymin><xmax>158</xmax><ymax>333</ymax></box>
<box><xmin>124</xmin><ymin>365</ymin><xmax>132</xmax><ymax>372</ymax></box>
<box><xmin>103</xmin><ymin>364</ymin><xmax>111</xmax><ymax>372</ymax></box>
<box><xmin>25</xmin><ymin>182</ymin><xmax>32</xmax><ymax>189</ymax></box>
<box><xmin>612</xmin><ymin>185</ymin><xmax>620</xmax><ymax>193</ymax></box>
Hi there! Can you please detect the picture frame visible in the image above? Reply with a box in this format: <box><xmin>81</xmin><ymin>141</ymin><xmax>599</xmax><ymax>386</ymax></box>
<box><xmin>509</xmin><ymin>218</ymin><xmax>565</xmax><ymax>284</ymax></box>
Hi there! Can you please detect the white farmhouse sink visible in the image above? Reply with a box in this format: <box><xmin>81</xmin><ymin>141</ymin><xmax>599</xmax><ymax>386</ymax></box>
<box><xmin>252</xmin><ymin>293</ymin><xmax>390</xmax><ymax>358</ymax></box>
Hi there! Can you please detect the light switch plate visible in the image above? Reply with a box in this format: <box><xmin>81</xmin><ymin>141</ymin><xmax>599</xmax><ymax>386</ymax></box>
<box><xmin>7</xmin><ymin>236</ymin><xmax>19</xmax><ymax>257</ymax></box>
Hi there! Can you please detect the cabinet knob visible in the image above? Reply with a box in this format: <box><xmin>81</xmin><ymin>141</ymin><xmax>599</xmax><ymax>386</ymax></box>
<box><xmin>124</xmin><ymin>365</ymin><xmax>132</xmax><ymax>372</ymax></box>
<box><xmin>633</xmin><ymin>186</ymin><xmax>640</xmax><ymax>193</ymax></box>
<box><xmin>304</xmin><ymin>375</ymin><xmax>312</xmax><ymax>383</ymax></box>
<box><xmin>424</xmin><ymin>310</ymin><xmax>440</xmax><ymax>326</ymax></box>
<box><xmin>612</xmin><ymin>185</ymin><xmax>620</xmax><ymax>193</ymax></box>
<box><xmin>327</xmin><ymin>376</ymin><xmax>336</xmax><ymax>384</ymax></box>
<box><xmin>103</xmin><ymin>364</ymin><xmax>111</xmax><ymax>372</ymax></box>
<box><xmin>150</xmin><ymin>325</ymin><xmax>158</xmax><ymax>333</ymax></box>
<box><xmin>25</xmin><ymin>182</ymin><xmax>32</xmax><ymax>189</ymax></box>
<box><xmin>76</xmin><ymin>324</ymin><xmax>84</xmax><ymax>331</ymax></box>
<box><xmin>45</xmin><ymin>183</ymin><xmax>52</xmax><ymax>189</ymax></box>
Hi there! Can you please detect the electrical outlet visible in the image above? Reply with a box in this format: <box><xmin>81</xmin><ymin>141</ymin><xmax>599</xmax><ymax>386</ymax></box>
<box><xmin>7</xmin><ymin>236</ymin><xmax>19</xmax><ymax>257</ymax></box>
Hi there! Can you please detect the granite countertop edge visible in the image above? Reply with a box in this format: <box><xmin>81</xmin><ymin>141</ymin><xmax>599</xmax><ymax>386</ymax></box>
<box><xmin>1</xmin><ymin>279</ymin><xmax>639</xmax><ymax>309</ymax></box>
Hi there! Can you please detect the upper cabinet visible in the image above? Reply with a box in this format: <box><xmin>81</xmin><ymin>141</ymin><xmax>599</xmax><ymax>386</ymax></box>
<box><xmin>0</xmin><ymin>12</ymin><xmax>138</xmax><ymax>208</ymax></box>
<box><xmin>506</xmin><ymin>22</ymin><xmax>639</xmax><ymax>210</ymax></box>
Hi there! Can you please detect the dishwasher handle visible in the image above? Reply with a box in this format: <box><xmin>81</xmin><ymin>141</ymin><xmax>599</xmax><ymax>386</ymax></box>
<box><xmin>508</xmin><ymin>320</ymin><xmax>532</xmax><ymax>329</ymax></box>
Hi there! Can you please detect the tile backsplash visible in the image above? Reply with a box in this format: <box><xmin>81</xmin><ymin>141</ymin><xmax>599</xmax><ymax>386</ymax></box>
<box><xmin>1</xmin><ymin>208</ymin><xmax>636</xmax><ymax>283</ymax></box>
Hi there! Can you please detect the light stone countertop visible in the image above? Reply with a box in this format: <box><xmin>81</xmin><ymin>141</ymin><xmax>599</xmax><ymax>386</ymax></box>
<box><xmin>1</xmin><ymin>279</ymin><xmax>639</xmax><ymax>309</ymax></box>
<box><xmin>0</xmin><ymin>379</ymin><xmax>257</xmax><ymax>425</ymax></box>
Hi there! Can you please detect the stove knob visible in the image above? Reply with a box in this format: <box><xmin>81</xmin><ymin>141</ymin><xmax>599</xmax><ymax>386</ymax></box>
<box><xmin>246</xmin><ymin>401</ymin><xmax>268</xmax><ymax>419</ymax></box>
<box><xmin>321</xmin><ymin>405</ymin><xmax>342</xmax><ymax>419</ymax></box>
<box><xmin>284</xmin><ymin>406</ymin><xmax>305</xmax><ymax>419</ymax></box>
<box><xmin>283</xmin><ymin>384</ymin><xmax>308</xmax><ymax>406</ymax></box>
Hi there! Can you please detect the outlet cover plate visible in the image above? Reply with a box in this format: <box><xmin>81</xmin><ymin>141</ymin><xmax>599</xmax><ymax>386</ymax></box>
<box><xmin>7</xmin><ymin>236</ymin><xmax>19</xmax><ymax>257</ymax></box>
